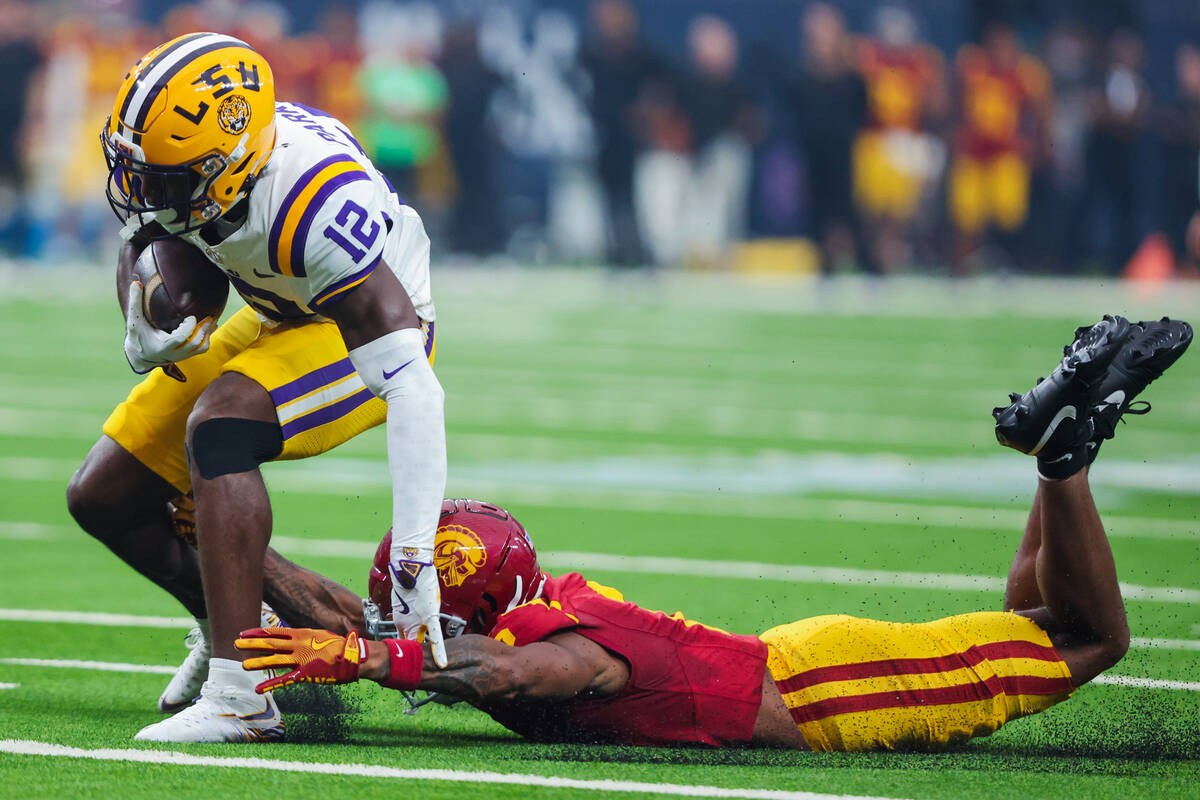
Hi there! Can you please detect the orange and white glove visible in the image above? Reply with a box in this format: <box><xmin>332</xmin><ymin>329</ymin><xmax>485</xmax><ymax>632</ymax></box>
<box><xmin>235</xmin><ymin>627</ymin><xmax>366</xmax><ymax>694</ymax></box>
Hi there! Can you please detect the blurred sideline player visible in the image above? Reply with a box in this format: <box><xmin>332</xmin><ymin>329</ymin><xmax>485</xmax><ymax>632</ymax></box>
<box><xmin>949</xmin><ymin>23</ymin><xmax>1051</xmax><ymax>271</ymax></box>
<box><xmin>66</xmin><ymin>33</ymin><xmax>449</xmax><ymax>743</ymax></box>
<box><xmin>853</xmin><ymin>5</ymin><xmax>947</xmax><ymax>271</ymax></box>
<box><xmin>237</xmin><ymin>317</ymin><xmax>1189</xmax><ymax>750</ymax></box>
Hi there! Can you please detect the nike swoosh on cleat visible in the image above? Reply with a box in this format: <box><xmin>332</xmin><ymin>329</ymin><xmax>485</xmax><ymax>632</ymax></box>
<box><xmin>1043</xmin><ymin>452</ymin><xmax>1073</xmax><ymax>464</ymax></box>
<box><xmin>1029</xmin><ymin>406</ymin><xmax>1077</xmax><ymax>456</ymax></box>
<box><xmin>382</xmin><ymin>359</ymin><xmax>416</xmax><ymax>380</ymax></box>
<box><xmin>1101</xmin><ymin>390</ymin><xmax>1126</xmax><ymax>406</ymax></box>
<box><xmin>218</xmin><ymin>700</ymin><xmax>279</xmax><ymax>722</ymax></box>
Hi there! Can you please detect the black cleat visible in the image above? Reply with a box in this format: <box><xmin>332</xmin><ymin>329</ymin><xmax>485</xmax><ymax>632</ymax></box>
<box><xmin>993</xmin><ymin>316</ymin><xmax>1133</xmax><ymax>473</ymax></box>
<box><xmin>1085</xmin><ymin>317</ymin><xmax>1192</xmax><ymax>464</ymax></box>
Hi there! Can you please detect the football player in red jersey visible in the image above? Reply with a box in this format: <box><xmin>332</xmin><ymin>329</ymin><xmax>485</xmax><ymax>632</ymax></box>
<box><xmin>948</xmin><ymin>23</ymin><xmax>1052</xmax><ymax>271</ymax></box>
<box><xmin>239</xmin><ymin>317</ymin><xmax>1190</xmax><ymax>751</ymax></box>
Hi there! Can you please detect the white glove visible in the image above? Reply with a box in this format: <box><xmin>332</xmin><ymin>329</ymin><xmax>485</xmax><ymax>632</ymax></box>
<box><xmin>124</xmin><ymin>280</ymin><xmax>217</xmax><ymax>376</ymax></box>
<box><xmin>390</xmin><ymin>547</ymin><xmax>447</xmax><ymax>668</ymax></box>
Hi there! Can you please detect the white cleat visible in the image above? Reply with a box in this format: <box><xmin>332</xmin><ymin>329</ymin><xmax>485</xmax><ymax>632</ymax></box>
<box><xmin>158</xmin><ymin>622</ymin><xmax>211</xmax><ymax>713</ymax></box>
<box><xmin>136</xmin><ymin>680</ymin><xmax>284</xmax><ymax>743</ymax></box>
<box><xmin>157</xmin><ymin>604</ymin><xmax>287</xmax><ymax>713</ymax></box>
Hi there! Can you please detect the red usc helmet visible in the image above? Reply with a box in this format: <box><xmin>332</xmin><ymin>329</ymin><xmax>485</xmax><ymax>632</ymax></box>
<box><xmin>369</xmin><ymin>499</ymin><xmax>546</xmax><ymax>639</ymax></box>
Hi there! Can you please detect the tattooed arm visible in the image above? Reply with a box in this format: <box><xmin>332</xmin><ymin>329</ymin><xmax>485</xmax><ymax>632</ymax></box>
<box><xmin>262</xmin><ymin>548</ymin><xmax>365</xmax><ymax>635</ymax></box>
<box><xmin>359</xmin><ymin>631</ymin><xmax>629</xmax><ymax>704</ymax></box>
<box><xmin>259</xmin><ymin>549</ymin><xmax>628</xmax><ymax>703</ymax></box>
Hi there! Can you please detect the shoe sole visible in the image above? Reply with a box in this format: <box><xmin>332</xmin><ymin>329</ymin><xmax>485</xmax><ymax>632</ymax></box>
<box><xmin>1089</xmin><ymin>318</ymin><xmax>1192</xmax><ymax>442</ymax></box>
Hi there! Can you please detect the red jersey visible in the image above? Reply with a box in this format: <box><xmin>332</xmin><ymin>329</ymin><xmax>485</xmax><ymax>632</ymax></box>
<box><xmin>482</xmin><ymin>573</ymin><xmax>768</xmax><ymax>747</ymax></box>
<box><xmin>956</xmin><ymin>46</ymin><xmax>1048</xmax><ymax>159</ymax></box>
<box><xmin>857</xmin><ymin>40</ymin><xmax>941</xmax><ymax>131</ymax></box>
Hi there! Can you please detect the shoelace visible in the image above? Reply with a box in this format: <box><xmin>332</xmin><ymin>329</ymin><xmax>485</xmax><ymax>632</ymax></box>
<box><xmin>1118</xmin><ymin>400</ymin><xmax>1152</xmax><ymax>420</ymax></box>
<box><xmin>1093</xmin><ymin>400</ymin><xmax>1151</xmax><ymax>441</ymax></box>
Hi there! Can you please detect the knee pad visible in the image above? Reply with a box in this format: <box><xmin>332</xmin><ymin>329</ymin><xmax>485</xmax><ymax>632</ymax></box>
<box><xmin>189</xmin><ymin>418</ymin><xmax>283</xmax><ymax>480</ymax></box>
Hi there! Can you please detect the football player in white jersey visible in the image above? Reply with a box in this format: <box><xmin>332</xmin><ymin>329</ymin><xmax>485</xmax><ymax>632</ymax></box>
<box><xmin>66</xmin><ymin>32</ymin><xmax>448</xmax><ymax>743</ymax></box>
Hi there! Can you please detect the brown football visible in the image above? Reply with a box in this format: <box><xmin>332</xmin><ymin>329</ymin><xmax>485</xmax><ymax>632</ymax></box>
<box><xmin>131</xmin><ymin>239</ymin><xmax>230</xmax><ymax>332</ymax></box>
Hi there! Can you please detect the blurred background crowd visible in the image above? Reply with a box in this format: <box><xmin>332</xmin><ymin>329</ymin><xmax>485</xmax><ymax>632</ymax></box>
<box><xmin>2</xmin><ymin>0</ymin><xmax>1200</xmax><ymax>277</ymax></box>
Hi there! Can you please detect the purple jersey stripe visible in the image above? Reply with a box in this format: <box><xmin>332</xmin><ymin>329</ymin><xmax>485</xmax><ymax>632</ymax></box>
<box><xmin>269</xmin><ymin>357</ymin><xmax>356</xmax><ymax>407</ymax></box>
<box><xmin>281</xmin><ymin>387</ymin><xmax>375</xmax><ymax>440</ymax></box>
<box><xmin>289</xmin><ymin>102</ymin><xmax>369</xmax><ymax>156</ymax></box>
<box><xmin>310</xmin><ymin>255</ymin><xmax>380</xmax><ymax>309</ymax></box>
<box><xmin>288</xmin><ymin>169</ymin><xmax>372</xmax><ymax>275</ymax></box>
<box><xmin>289</xmin><ymin>102</ymin><xmax>334</xmax><ymax>119</ymax></box>
<box><xmin>267</xmin><ymin>153</ymin><xmax>358</xmax><ymax>276</ymax></box>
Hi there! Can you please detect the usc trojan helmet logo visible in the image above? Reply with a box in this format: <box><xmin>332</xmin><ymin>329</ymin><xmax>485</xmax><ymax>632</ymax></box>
<box><xmin>434</xmin><ymin>525</ymin><xmax>487</xmax><ymax>587</ymax></box>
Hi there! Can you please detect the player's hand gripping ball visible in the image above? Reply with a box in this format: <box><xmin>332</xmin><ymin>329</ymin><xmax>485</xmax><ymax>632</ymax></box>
<box><xmin>124</xmin><ymin>239</ymin><xmax>228</xmax><ymax>381</ymax></box>
<box><xmin>236</xmin><ymin>627</ymin><xmax>366</xmax><ymax>694</ymax></box>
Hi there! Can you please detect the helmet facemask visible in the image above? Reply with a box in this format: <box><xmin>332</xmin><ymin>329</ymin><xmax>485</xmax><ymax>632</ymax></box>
<box><xmin>102</xmin><ymin>127</ymin><xmax>247</xmax><ymax>235</ymax></box>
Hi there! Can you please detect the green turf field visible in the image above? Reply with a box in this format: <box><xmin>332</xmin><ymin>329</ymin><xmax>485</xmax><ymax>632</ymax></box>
<box><xmin>1</xmin><ymin>266</ymin><xmax>1198</xmax><ymax>799</ymax></box>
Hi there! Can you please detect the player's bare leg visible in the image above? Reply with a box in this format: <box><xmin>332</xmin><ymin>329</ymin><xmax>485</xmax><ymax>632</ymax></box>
<box><xmin>1019</xmin><ymin>471</ymin><xmax>1128</xmax><ymax>685</ymax></box>
<box><xmin>185</xmin><ymin>372</ymin><xmax>281</xmax><ymax>660</ymax></box>
<box><xmin>1003</xmin><ymin>484</ymin><xmax>1045</xmax><ymax>612</ymax></box>
<box><xmin>995</xmin><ymin>315</ymin><xmax>1191</xmax><ymax>685</ymax></box>
<box><xmin>135</xmin><ymin>372</ymin><xmax>285</xmax><ymax>743</ymax></box>
<box><xmin>67</xmin><ymin>437</ymin><xmax>206</xmax><ymax>617</ymax></box>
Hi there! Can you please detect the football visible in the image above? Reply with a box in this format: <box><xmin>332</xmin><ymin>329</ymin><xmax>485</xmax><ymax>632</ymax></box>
<box><xmin>131</xmin><ymin>238</ymin><xmax>229</xmax><ymax>332</ymax></box>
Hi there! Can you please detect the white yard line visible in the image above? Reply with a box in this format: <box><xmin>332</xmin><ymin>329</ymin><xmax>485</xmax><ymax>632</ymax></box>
<box><xmin>0</xmin><ymin>739</ymin><xmax>896</xmax><ymax>800</ymax></box>
<box><xmin>0</xmin><ymin>658</ymin><xmax>175</xmax><ymax>675</ymax></box>
<box><xmin>0</xmin><ymin>610</ymin><xmax>193</xmax><ymax>628</ymax></box>
<box><xmin>1130</xmin><ymin>637</ymin><xmax>1200</xmax><ymax>652</ymax></box>
<box><xmin>17</xmin><ymin>527</ymin><xmax>1193</xmax><ymax>610</ymax></box>
<box><xmin>6</xmin><ymin>479</ymin><xmax>1197</xmax><ymax>543</ymax></box>
<box><xmin>1091</xmin><ymin>675</ymin><xmax>1200</xmax><ymax>692</ymax></box>
<box><xmin>0</xmin><ymin>522</ymin><xmax>75</xmax><ymax>540</ymax></box>
<box><xmin>537</xmin><ymin>551</ymin><xmax>1200</xmax><ymax>604</ymax></box>
<box><xmin>0</xmin><ymin>683</ymin><xmax>18</xmax><ymax>689</ymax></box>
<box><xmin>259</xmin><ymin>538</ymin><xmax>1199</xmax><ymax>605</ymax></box>
<box><xmin>274</xmin><ymin>453</ymin><xmax>1200</xmax><ymax>508</ymax></box>
<box><xmin>1</xmin><ymin>394</ymin><xmax>1194</xmax><ymax>456</ymax></box>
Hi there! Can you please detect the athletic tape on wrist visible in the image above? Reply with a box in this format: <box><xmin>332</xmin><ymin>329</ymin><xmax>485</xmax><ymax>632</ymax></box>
<box><xmin>379</xmin><ymin>638</ymin><xmax>424</xmax><ymax>690</ymax></box>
